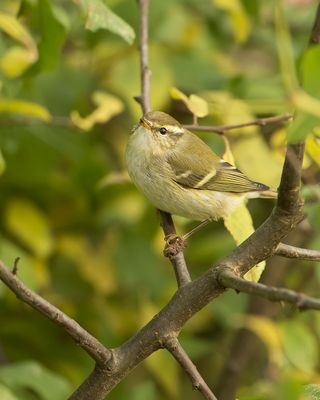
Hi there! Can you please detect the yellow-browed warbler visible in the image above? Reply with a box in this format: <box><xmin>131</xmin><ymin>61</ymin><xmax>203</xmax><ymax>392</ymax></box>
<box><xmin>125</xmin><ymin>111</ymin><xmax>276</xmax><ymax>221</ymax></box>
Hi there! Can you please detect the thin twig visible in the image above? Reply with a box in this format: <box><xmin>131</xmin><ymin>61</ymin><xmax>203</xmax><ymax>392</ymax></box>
<box><xmin>137</xmin><ymin>0</ymin><xmax>151</xmax><ymax>113</ymax></box>
<box><xmin>310</xmin><ymin>1</ymin><xmax>320</xmax><ymax>45</ymax></box>
<box><xmin>0</xmin><ymin>260</ymin><xmax>112</xmax><ymax>366</ymax></box>
<box><xmin>183</xmin><ymin>114</ymin><xmax>292</xmax><ymax>135</ymax></box>
<box><xmin>165</xmin><ymin>337</ymin><xmax>218</xmax><ymax>400</ymax></box>
<box><xmin>159</xmin><ymin>211</ymin><xmax>191</xmax><ymax>287</ymax></box>
<box><xmin>275</xmin><ymin>243</ymin><xmax>320</xmax><ymax>261</ymax></box>
<box><xmin>218</xmin><ymin>269</ymin><xmax>320</xmax><ymax>311</ymax></box>
<box><xmin>12</xmin><ymin>257</ymin><xmax>20</xmax><ymax>275</ymax></box>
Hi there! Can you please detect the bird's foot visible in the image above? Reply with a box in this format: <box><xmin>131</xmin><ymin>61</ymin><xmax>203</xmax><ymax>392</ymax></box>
<box><xmin>163</xmin><ymin>234</ymin><xmax>186</xmax><ymax>258</ymax></box>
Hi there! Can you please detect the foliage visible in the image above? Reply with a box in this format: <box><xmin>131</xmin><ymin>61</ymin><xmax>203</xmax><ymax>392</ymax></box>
<box><xmin>0</xmin><ymin>0</ymin><xmax>319</xmax><ymax>399</ymax></box>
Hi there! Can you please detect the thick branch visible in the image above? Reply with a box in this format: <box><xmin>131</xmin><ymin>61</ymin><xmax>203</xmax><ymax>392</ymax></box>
<box><xmin>183</xmin><ymin>113</ymin><xmax>292</xmax><ymax>135</ymax></box>
<box><xmin>0</xmin><ymin>261</ymin><xmax>111</xmax><ymax>367</ymax></box>
<box><xmin>275</xmin><ymin>243</ymin><xmax>320</xmax><ymax>261</ymax></box>
<box><xmin>218</xmin><ymin>269</ymin><xmax>320</xmax><ymax>311</ymax></box>
<box><xmin>165</xmin><ymin>337</ymin><xmax>218</xmax><ymax>400</ymax></box>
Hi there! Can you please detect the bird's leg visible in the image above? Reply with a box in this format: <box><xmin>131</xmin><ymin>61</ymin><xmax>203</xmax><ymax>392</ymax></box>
<box><xmin>183</xmin><ymin>218</ymin><xmax>212</xmax><ymax>240</ymax></box>
<box><xmin>164</xmin><ymin>234</ymin><xmax>186</xmax><ymax>258</ymax></box>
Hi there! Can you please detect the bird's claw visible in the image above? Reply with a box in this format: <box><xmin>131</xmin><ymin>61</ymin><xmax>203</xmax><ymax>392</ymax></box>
<box><xmin>163</xmin><ymin>234</ymin><xmax>186</xmax><ymax>258</ymax></box>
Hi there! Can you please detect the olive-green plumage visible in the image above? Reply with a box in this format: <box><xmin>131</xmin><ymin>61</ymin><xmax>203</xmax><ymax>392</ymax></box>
<box><xmin>126</xmin><ymin>111</ymin><xmax>276</xmax><ymax>221</ymax></box>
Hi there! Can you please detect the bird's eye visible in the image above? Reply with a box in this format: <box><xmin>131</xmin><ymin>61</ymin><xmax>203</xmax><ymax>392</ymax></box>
<box><xmin>159</xmin><ymin>127</ymin><xmax>167</xmax><ymax>135</ymax></box>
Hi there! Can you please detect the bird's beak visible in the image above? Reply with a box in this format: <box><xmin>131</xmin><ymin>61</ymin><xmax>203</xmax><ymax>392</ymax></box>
<box><xmin>140</xmin><ymin>117</ymin><xmax>152</xmax><ymax>130</ymax></box>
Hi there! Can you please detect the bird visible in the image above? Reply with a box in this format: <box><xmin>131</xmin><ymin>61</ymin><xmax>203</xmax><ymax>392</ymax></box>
<box><xmin>125</xmin><ymin>111</ymin><xmax>277</xmax><ymax>221</ymax></box>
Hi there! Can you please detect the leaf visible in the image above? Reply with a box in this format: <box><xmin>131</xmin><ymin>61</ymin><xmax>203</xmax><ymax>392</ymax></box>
<box><xmin>0</xmin><ymin>148</ymin><xmax>6</xmax><ymax>176</ymax></box>
<box><xmin>131</xmin><ymin>382</ymin><xmax>157</xmax><ymax>400</ymax></box>
<box><xmin>280</xmin><ymin>320</ymin><xmax>318</xmax><ymax>374</ymax></box>
<box><xmin>0</xmin><ymin>384</ymin><xmax>19</xmax><ymax>400</ymax></box>
<box><xmin>0</xmin><ymin>46</ymin><xmax>36</xmax><ymax>78</ymax></box>
<box><xmin>278</xmin><ymin>26</ymin><xmax>320</xmax><ymax>142</ymax></box>
<box><xmin>0</xmin><ymin>99</ymin><xmax>51</xmax><ymax>121</ymax></box>
<box><xmin>0</xmin><ymin>361</ymin><xmax>71</xmax><ymax>400</ymax></box>
<box><xmin>213</xmin><ymin>0</ymin><xmax>251</xmax><ymax>43</ymax></box>
<box><xmin>243</xmin><ymin>316</ymin><xmax>283</xmax><ymax>366</ymax></box>
<box><xmin>0</xmin><ymin>12</ymin><xmax>37</xmax><ymax>77</ymax></box>
<box><xmin>57</xmin><ymin>234</ymin><xmax>116</xmax><ymax>295</ymax></box>
<box><xmin>76</xmin><ymin>0</ymin><xmax>135</xmax><ymax>44</ymax></box>
<box><xmin>232</xmin><ymin>135</ymin><xmax>282</xmax><ymax>188</ymax></box>
<box><xmin>306</xmin><ymin>135</ymin><xmax>320</xmax><ymax>166</ymax></box>
<box><xmin>304</xmin><ymin>384</ymin><xmax>320</xmax><ymax>400</ymax></box>
<box><xmin>34</xmin><ymin>0</ymin><xmax>68</xmax><ymax>71</ymax></box>
<box><xmin>224</xmin><ymin>202</ymin><xmax>265</xmax><ymax>281</ymax></box>
<box><xmin>170</xmin><ymin>87</ymin><xmax>208</xmax><ymax>117</ymax></box>
<box><xmin>5</xmin><ymin>199</ymin><xmax>53</xmax><ymax>258</ymax></box>
<box><xmin>274</xmin><ymin>2</ymin><xmax>299</xmax><ymax>93</ymax></box>
<box><xmin>70</xmin><ymin>91</ymin><xmax>124</xmax><ymax>131</ymax></box>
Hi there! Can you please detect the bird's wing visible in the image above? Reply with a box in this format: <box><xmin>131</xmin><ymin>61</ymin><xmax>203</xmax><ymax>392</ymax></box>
<box><xmin>167</xmin><ymin>136</ymin><xmax>269</xmax><ymax>193</ymax></box>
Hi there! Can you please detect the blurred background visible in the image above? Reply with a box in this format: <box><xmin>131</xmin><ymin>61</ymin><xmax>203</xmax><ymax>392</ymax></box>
<box><xmin>0</xmin><ymin>0</ymin><xmax>320</xmax><ymax>399</ymax></box>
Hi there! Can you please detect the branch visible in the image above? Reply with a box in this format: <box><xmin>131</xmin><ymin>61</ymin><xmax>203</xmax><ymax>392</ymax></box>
<box><xmin>310</xmin><ymin>1</ymin><xmax>320</xmax><ymax>45</ymax></box>
<box><xmin>183</xmin><ymin>113</ymin><xmax>292</xmax><ymax>135</ymax></box>
<box><xmin>0</xmin><ymin>260</ymin><xmax>112</xmax><ymax>367</ymax></box>
<box><xmin>159</xmin><ymin>211</ymin><xmax>191</xmax><ymax>287</ymax></box>
<box><xmin>136</xmin><ymin>0</ymin><xmax>151</xmax><ymax>113</ymax></box>
<box><xmin>218</xmin><ymin>269</ymin><xmax>320</xmax><ymax>311</ymax></box>
<box><xmin>165</xmin><ymin>337</ymin><xmax>218</xmax><ymax>400</ymax></box>
<box><xmin>275</xmin><ymin>243</ymin><xmax>320</xmax><ymax>261</ymax></box>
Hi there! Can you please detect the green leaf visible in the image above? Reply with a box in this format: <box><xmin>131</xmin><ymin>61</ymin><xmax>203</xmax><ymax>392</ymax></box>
<box><xmin>0</xmin><ymin>361</ymin><xmax>71</xmax><ymax>400</ymax></box>
<box><xmin>131</xmin><ymin>382</ymin><xmax>157</xmax><ymax>400</ymax></box>
<box><xmin>34</xmin><ymin>0</ymin><xmax>68</xmax><ymax>71</ymax></box>
<box><xmin>288</xmin><ymin>46</ymin><xmax>320</xmax><ymax>142</ymax></box>
<box><xmin>78</xmin><ymin>0</ymin><xmax>135</xmax><ymax>44</ymax></box>
<box><xmin>0</xmin><ymin>148</ymin><xmax>6</xmax><ymax>175</ymax></box>
<box><xmin>304</xmin><ymin>384</ymin><xmax>320</xmax><ymax>400</ymax></box>
<box><xmin>280</xmin><ymin>320</ymin><xmax>318</xmax><ymax>374</ymax></box>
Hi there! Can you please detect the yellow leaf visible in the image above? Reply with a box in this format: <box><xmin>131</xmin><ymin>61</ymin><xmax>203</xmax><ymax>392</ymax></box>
<box><xmin>170</xmin><ymin>87</ymin><xmax>208</xmax><ymax>118</ymax></box>
<box><xmin>292</xmin><ymin>89</ymin><xmax>320</xmax><ymax>118</ymax></box>
<box><xmin>204</xmin><ymin>91</ymin><xmax>256</xmax><ymax>134</ymax></box>
<box><xmin>57</xmin><ymin>234</ymin><xmax>116</xmax><ymax>295</ymax></box>
<box><xmin>70</xmin><ymin>91</ymin><xmax>124</xmax><ymax>131</ymax></box>
<box><xmin>0</xmin><ymin>12</ymin><xmax>38</xmax><ymax>77</ymax></box>
<box><xmin>0</xmin><ymin>99</ymin><xmax>52</xmax><ymax>121</ymax></box>
<box><xmin>232</xmin><ymin>134</ymin><xmax>282</xmax><ymax>188</ymax></box>
<box><xmin>188</xmin><ymin>94</ymin><xmax>208</xmax><ymax>117</ymax></box>
<box><xmin>5</xmin><ymin>199</ymin><xmax>53</xmax><ymax>258</ymax></box>
<box><xmin>213</xmin><ymin>0</ymin><xmax>251</xmax><ymax>43</ymax></box>
<box><xmin>224</xmin><ymin>202</ymin><xmax>265</xmax><ymax>281</ymax></box>
<box><xmin>170</xmin><ymin>87</ymin><xmax>189</xmax><ymax>103</ymax></box>
<box><xmin>0</xmin><ymin>46</ymin><xmax>36</xmax><ymax>78</ymax></box>
<box><xmin>243</xmin><ymin>316</ymin><xmax>283</xmax><ymax>366</ymax></box>
<box><xmin>222</xmin><ymin>136</ymin><xmax>235</xmax><ymax>164</ymax></box>
<box><xmin>306</xmin><ymin>135</ymin><xmax>320</xmax><ymax>166</ymax></box>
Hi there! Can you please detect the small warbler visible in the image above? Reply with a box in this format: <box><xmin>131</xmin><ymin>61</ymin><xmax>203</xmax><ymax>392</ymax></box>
<box><xmin>125</xmin><ymin>111</ymin><xmax>277</xmax><ymax>221</ymax></box>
